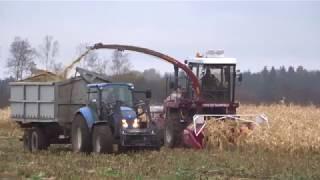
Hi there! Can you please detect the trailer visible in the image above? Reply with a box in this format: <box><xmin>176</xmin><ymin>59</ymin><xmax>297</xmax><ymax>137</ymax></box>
<box><xmin>10</xmin><ymin>68</ymin><xmax>159</xmax><ymax>153</ymax></box>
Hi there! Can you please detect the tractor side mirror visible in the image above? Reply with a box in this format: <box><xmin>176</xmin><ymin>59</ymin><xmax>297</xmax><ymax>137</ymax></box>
<box><xmin>146</xmin><ymin>89</ymin><xmax>152</xmax><ymax>99</ymax></box>
<box><xmin>169</xmin><ymin>81</ymin><xmax>175</xmax><ymax>89</ymax></box>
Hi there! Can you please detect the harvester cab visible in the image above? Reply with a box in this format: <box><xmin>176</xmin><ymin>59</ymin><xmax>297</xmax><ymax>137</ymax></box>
<box><xmin>185</xmin><ymin>50</ymin><xmax>241</xmax><ymax>113</ymax></box>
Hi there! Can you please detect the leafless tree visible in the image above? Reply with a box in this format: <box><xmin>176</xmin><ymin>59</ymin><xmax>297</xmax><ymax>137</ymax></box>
<box><xmin>110</xmin><ymin>50</ymin><xmax>131</xmax><ymax>75</ymax></box>
<box><xmin>52</xmin><ymin>62</ymin><xmax>63</xmax><ymax>74</ymax></box>
<box><xmin>76</xmin><ymin>43</ymin><xmax>108</xmax><ymax>74</ymax></box>
<box><xmin>7</xmin><ymin>37</ymin><xmax>36</xmax><ymax>80</ymax></box>
<box><xmin>37</xmin><ymin>35</ymin><xmax>59</xmax><ymax>71</ymax></box>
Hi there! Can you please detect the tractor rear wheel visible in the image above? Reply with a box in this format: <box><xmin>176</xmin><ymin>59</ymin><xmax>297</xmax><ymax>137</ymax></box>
<box><xmin>92</xmin><ymin>125</ymin><xmax>113</xmax><ymax>154</ymax></box>
<box><xmin>72</xmin><ymin>114</ymin><xmax>92</xmax><ymax>153</ymax></box>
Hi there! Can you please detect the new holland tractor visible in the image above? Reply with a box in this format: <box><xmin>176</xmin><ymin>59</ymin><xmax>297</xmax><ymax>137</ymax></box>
<box><xmin>73</xmin><ymin>82</ymin><xmax>159</xmax><ymax>153</ymax></box>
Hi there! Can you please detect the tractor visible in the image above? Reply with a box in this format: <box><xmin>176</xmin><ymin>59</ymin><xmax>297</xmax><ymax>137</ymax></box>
<box><xmin>72</xmin><ymin>82</ymin><xmax>160</xmax><ymax>153</ymax></box>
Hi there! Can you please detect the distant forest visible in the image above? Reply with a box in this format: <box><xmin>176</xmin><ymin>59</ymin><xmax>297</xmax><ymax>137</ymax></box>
<box><xmin>237</xmin><ymin>66</ymin><xmax>320</xmax><ymax>105</ymax></box>
<box><xmin>0</xmin><ymin>65</ymin><xmax>319</xmax><ymax>108</ymax></box>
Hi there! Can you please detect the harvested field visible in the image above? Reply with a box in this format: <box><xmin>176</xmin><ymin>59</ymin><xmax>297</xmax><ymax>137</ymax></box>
<box><xmin>0</xmin><ymin>105</ymin><xmax>320</xmax><ymax>179</ymax></box>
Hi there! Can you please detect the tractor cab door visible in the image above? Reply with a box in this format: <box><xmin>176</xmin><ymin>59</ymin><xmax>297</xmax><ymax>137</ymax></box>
<box><xmin>87</xmin><ymin>87</ymin><xmax>100</xmax><ymax>115</ymax></box>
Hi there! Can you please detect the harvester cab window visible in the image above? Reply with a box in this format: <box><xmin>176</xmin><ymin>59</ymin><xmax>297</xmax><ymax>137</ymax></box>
<box><xmin>201</xmin><ymin>68</ymin><xmax>220</xmax><ymax>90</ymax></box>
<box><xmin>196</xmin><ymin>64</ymin><xmax>235</xmax><ymax>102</ymax></box>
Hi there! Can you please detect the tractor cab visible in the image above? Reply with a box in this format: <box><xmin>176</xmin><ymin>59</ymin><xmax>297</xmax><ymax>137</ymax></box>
<box><xmin>87</xmin><ymin>83</ymin><xmax>152</xmax><ymax>129</ymax></box>
<box><xmin>86</xmin><ymin>83</ymin><xmax>159</xmax><ymax>149</ymax></box>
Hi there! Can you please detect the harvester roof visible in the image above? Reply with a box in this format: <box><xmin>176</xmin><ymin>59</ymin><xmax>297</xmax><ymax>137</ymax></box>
<box><xmin>187</xmin><ymin>50</ymin><xmax>237</xmax><ymax>65</ymax></box>
<box><xmin>187</xmin><ymin>57</ymin><xmax>237</xmax><ymax>65</ymax></box>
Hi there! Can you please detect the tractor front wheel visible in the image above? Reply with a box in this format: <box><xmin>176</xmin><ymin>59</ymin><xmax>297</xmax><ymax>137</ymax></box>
<box><xmin>72</xmin><ymin>114</ymin><xmax>91</xmax><ymax>153</ymax></box>
<box><xmin>92</xmin><ymin>125</ymin><xmax>113</xmax><ymax>154</ymax></box>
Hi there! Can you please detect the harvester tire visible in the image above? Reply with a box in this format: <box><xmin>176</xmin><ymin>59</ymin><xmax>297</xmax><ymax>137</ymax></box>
<box><xmin>164</xmin><ymin>121</ymin><xmax>175</xmax><ymax>148</ymax></box>
<box><xmin>72</xmin><ymin>114</ymin><xmax>92</xmax><ymax>153</ymax></box>
<box><xmin>164</xmin><ymin>110</ymin><xmax>182</xmax><ymax>148</ymax></box>
<box><xmin>92</xmin><ymin>125</ymin><xmax>113</xmax><ymax>154</ymax></box>
<box><xmin>27</xmin><ymin>127</ymin><xmax>48</xmax><ymax>152</ymax></box>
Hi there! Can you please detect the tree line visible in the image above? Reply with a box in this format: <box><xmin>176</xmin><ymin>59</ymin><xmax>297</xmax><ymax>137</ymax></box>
<box><xmin>1</xmin><ymin>36</ymin><xmax>320</xmax><ymax>107</ymax></box>
<box><xmin>4</xmin><ymin>36</ymin><xmax>131</xmax><ymax>80</ymax></box>
<box><xmin>237</xmin><ymin>66</ymin><xmax>320</xmax><ymax>105</ymax></box>
<box><xmin>1</xmin><ymin>65</ymin><xmax>319</xmax><ymax>108</ymax></box>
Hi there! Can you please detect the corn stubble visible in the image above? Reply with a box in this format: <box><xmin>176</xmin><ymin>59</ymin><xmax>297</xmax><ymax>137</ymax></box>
<box><xmin>0</xmin><ymin>105</ymin><xmax>320</xmax><ymax>179</ymax></box>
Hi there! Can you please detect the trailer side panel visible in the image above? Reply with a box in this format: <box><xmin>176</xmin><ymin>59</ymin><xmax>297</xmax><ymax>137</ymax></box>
<box><xmin>10</xmin><ymin>82</ymin><xmax>56</xmax><ymax>123</ymax></box>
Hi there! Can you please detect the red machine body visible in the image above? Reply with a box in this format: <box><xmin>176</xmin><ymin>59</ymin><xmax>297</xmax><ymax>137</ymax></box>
<box><xmin>89</xmin><ymin>44</ymin><xmax>240</xmax><ymax>148</ymax></box>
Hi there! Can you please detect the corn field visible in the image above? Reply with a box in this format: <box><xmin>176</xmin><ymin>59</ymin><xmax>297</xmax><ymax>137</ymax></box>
<box><xmin>0</xmin><ymin>105</ymin><xmax>320</xmax><ymax>179</ymax></box>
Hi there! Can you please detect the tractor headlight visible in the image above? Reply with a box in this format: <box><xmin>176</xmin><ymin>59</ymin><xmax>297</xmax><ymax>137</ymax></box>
<box><xmin>122</xmin><ymin>119</ymin><xmax>128</xmax><ymax>128</ymax></box>
<box><xmin>132</xmin><ymin>118</ymin><xmax>140</xmax><ymax>128</ymax></box>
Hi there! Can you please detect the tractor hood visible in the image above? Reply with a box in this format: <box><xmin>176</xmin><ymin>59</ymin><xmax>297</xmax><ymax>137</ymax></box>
<box><xmin>120</xmin><ymin>106</ymin><xmax>137</xmax><ymax>121</ymax></box>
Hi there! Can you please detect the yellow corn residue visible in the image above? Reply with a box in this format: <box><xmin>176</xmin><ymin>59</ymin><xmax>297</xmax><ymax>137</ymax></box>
<box><xmin>204</xmin><ymin>104</ymin><xmax>320</xmax><ymax>153</ymax></box>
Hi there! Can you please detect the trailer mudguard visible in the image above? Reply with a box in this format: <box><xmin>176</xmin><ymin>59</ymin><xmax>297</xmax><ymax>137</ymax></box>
<box><xmin>76</xmin><ymin>107</ymin><xmax>97</xmax><ymax>130</ymax></box>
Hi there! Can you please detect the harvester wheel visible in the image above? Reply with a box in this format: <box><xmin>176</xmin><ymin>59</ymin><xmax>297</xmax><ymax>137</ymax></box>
<box><xmin>27</xmin><ymin>127</ymin><xmax>48</xmax><ymax>152</ymax></box>
<box><xmin>92</xmin><ymin>125</ymin><xmax>113</xmax><ymax>154</ymax></box>
<box><xmin>164</xmin><ymin>122</ymin><xmax>175</xmax><ymax>148</ymax></box>
<box><xmin>72</xmin><ymin>114</ymin><xmax>91</xmax><ymax>153</ymax></box>
<box><xmin>164</xmin><ymin>110</ymin><xmax>182</xmax><ymax>148</ymax></box>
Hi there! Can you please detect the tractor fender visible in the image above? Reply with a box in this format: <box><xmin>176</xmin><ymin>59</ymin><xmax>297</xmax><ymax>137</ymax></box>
<box><xmin>75</xmin><ymin>106</ymin><xmax>98</xmax><ymax>130</ymax></box>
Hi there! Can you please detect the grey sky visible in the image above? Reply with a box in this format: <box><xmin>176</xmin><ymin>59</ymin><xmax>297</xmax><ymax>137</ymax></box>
<box><xmin>0</xmin><ymin>1</ymin><xmax>320</xmax><ymax>78</ymax></box>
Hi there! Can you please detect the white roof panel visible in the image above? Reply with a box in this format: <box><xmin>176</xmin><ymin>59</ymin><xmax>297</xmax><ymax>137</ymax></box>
<box><xmin>187</xmin><ymin>57</ymin><xmax>237</xmax><ymax>65</ymax></box>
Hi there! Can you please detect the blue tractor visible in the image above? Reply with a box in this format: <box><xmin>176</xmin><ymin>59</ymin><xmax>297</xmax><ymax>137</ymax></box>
<box><xmin>72</xmin><ymin>83</ymin><xmax>160</xmax><ymax>153</ymax></box>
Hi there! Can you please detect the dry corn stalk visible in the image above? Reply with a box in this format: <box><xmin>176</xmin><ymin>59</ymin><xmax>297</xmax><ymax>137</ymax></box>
<box><xmin>204</xmin><ymin>120</ymin><xmax>254</xmax><ymax>151</ymax></box>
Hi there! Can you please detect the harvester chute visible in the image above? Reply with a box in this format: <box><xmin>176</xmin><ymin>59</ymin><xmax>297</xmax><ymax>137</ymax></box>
<box><xmin>63</xmin><ymin>43</ymin><xmax>201</xmax><ymax>97</ymax></box>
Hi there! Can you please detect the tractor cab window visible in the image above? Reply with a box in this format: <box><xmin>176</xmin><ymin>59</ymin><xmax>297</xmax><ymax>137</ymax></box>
<box><xmin>88</xmin><ymin>87</ymin><xmax>98</xmax><ymax>101</ymax></box>
<box><xmin>101</xmin><ymin>85</ymin><xmax>133</xmax><ymax>107</ymax></box>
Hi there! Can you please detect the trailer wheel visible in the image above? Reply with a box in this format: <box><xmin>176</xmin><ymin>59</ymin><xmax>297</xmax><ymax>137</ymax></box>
<box><xmin>23</xmin><ymin>130</ymin><xmax>31</xmax><ymax>151</ymax></box>
<box><xmin>28</xmin><ymin>128</ymin><xmax>48</xmax><ymax>152</ymax></box>
<box><xmin>72</xmin><ymin>114</ymin><xmax>91</xmax><ymax>153</ymax></box>
<box><xmin>92</xmin><ymin>125</ymin><xmax>113</xmax><ymax>154</ymax></box>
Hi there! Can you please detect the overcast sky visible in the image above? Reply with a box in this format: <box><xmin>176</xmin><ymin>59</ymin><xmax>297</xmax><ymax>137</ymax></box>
<box><xmin>0</xmin><ymin>1</ymin><xmax>320</xmax><ymax>78</ymax></box>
